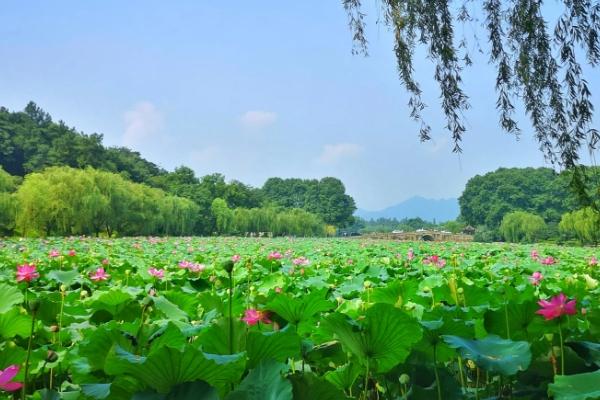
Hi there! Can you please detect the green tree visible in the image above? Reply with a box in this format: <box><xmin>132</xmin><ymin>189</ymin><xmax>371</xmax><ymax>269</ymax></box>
<box><xmin>499</xmin><ymin>211</ymin><xmax>546</xmax><ymax>243</ymax></box>
<box><xmin>559</xmin><ymin>207</ymin><xmax>600</xmax><ymax>245</ymax></box>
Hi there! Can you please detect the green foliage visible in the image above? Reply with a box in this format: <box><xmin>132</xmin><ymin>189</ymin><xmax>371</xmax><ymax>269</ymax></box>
<box><xmin>13</xmin><ymin>166</ymin><xmax>199</xmax><ymax>236</ymax></box>
<box><xmin>500</xmin><ymin>211</ymin><xmax>547</xmax><ymax>243</ymax></box>
<box><xmin>559</xmin><ymin>207</ymin><xmax>600</xmax><ymax>245</ymax></box>
<box><xmin>460</xmin><ymin>167</ymin><xmax>571</xmax><ymax>228</ymax></box>
<box><xmin>443</xmin><ymin>335</ymin><xmax>532</xmax><ymax>376</ymax></box>
<box><xmin>262</xmin><ymin>177</ymin><xmax>356</xmax><ymax>227</ymax></box>
<box><xmin>547</xmin><ymin>370</ymin><xmax>600</xmax><ymax>400</ymax></box>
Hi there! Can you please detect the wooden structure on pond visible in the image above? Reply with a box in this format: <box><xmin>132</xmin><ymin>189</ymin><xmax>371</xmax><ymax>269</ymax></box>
<box><xmin>363</xmin><ymin>230</ymin><xmax>473</xmax><ymax>242</ymax></box>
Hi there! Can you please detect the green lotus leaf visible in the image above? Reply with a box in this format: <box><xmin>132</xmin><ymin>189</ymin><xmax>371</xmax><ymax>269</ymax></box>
<box><xmin>246</xmin><ymin>325</ymin><xmax>302</xmax><ymax>368</ymax></box>
<box><xmin>226</xmin><ymin>359</ymin><xmax>292</xmax><ymax>400</ymax></box>
<box><xmin>548</xmin><ymin>370</ymin><xmax>600</xmax><ymax>399</ymax></box>
<box><xmin>442</xmin><ymin>334</ymin><xmax>531</xmax><ymax>375</ymax></box>
<box><xmin>289</xmin><ymin>372</ymin><xmax>350</xmax><ymax>400</ymax></box>
<box><xmin>322</xmin><ymin>303</ymin><xmax>423</xmax><ymax>372</ymax></box>
<box><xmin>0</xmin><ymin>283</ymin><xmax>23</xmax><ymax>313</ymax></box>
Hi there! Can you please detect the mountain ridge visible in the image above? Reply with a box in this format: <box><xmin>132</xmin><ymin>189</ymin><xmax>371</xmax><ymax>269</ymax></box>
<box><xmin>356</xmin><ymin>196</ymin><xmax>460</xmax><ymax>222</ymax></box>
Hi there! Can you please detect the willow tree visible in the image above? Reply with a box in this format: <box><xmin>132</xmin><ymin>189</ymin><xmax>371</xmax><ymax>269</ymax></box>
<box><xmin>342</xmin><ymin>1</ymin><xmax>600</xmax><ymax>198</ymax></box>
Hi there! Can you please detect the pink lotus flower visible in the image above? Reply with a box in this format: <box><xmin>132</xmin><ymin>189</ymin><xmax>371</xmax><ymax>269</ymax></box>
<box><xmin>541</xmin><ymin>256</ymin><xmax>556</xmax><ymax>265</ymax></box>
<box><xmin>90</xmin><ymin>267</ymin><xmax>110</xmax><ymax>282</ymax></box>
<box><xmin>407</xmin><ymin>248</ymin><xmax>415</xmax><ymax>261</ymax></box>
<box><xmin>101</xmin><ymin>258</ymin><xmax>109</xmax><ymax>265</ymax></box>
<box><xmin>178</xmin><ymin>260</ymin><xmax>192</xmax><ymax>269</ymax></box>
<box><xmin>16</xmin><ymin>264</ymin><xmax>39</xmax><ymax>283</ymax></box>
<box><xmin>589</xmin><ymin>256</ymin><xmax>598</xmax><ymax>266</ymax></box>
<box><xmin>275</xmin><ymin>287</ymin><xmax>283</xmax><ymax>294</ymax></box>
<box><xmin>536</xmin><ymin>293</ymin><xmax>577</xmax><ymax>320</ymax></box>
<box><xmin>529</xmin><ymin>271</ymin><xmax>543</xmax><ymax>286</ymax></box>
<box><xmin>68</xmin><ymin>249</ymin><xmax>76</xmax><ymax>257</ymax></box>
<box><xmin>241</xmin><ymin>309</ymin><xmax>271</xmax><ymax>326</ymax></box>
<box><xmin>531</xmin><ymin>250</ymin><xmax>539</xmax><ymax>261</ymax></box>
<box><xmin>49</xmin><ymin>249</ymin><xmax>60</xmax><ymax>258</ymax></box>
<box><xmin>0</xmin><ymin>364</ymin><xmax>22</xmax><ymax>392</ymax></box>
<box><xmin>231</xmin><ymin>255</ymin><xmax>241</xmax><ymax>263</ymax></box>
<box><xmin>292</xmin><ymin>257</ymin><xmax>310</xmax><ymax>266</ymax></box>
<box><xmin>424</xmin><ymin>255</ymin><xmax>446</xmax><ymax>268</ymax></box>
<box><xmin>267</xmin><ymin>251</ymin><xmax>282</xmax><ymax>261</ymax></box>
<box><xmin>188</xmin><ymin>263</ymin><xmax>205</xmax><ymax>273</ymax></box>
<box><xmin>148</xmin><ymin>267</ymin><xmax>165</xmax><ymax>279</ymax></box>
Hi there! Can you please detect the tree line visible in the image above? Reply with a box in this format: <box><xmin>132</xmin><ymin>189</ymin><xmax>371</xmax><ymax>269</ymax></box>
<box><xmin>0</xmin><ymin>103</ymin><xmax>357</xmax><ymax>236</ymax></box>
<box><xmin>459</xmin><ymin>167</ymin><xmax>600</xmax><ymax>244</ymax></box>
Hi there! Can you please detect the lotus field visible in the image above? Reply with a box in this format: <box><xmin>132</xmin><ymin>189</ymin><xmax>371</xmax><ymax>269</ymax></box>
<box><xmin>1</xmin><ymin>238</ymin><xmax>600</xmax><ymax>400</ymax></box>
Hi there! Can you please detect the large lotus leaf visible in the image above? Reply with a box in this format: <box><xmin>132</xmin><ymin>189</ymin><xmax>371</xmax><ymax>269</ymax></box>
<box><xmin>133</xmin><ymin>380</ymin><xmax>219</xmax><ymax>400</ymax></box>
<box><xmin>267</xmin><ymin>289</ymin><xmax>333</xmax><ymax>334</ymax></box>
<box><xmin>105</xmin><ymin>344</ymin><xmax>245</xmax><ymax>393</ymax></box>
<box><xmin>197</xmin><ymin>317</ymin><xmax>247</xmax><ymax>354</ymax></box>
<box><xmin>46</xmin><ymin>269</ymin><xmax>80</xmax><ymax>286</ymax></box>
<box><xmin>323</xmin><ymin>363</ymin><xmax>361</xmax><ymax>392</ymax></box>
<box><xmin>78</xmin><ymin>321</ymin><xmax>133</xmax><ymax>372</ymax></box>
<box><xmin>90</xmin><ymin>288</ymin><xmax>136</xmax><ymax>316</ymax></box>
<box><xmin>369</xmin><ymin>280</ymin><xmax>419</xmax><ymax>307</ymax></box>
<box><xmin>148</xmin><ymin>322</ymin><xmax>187</xmax><ymax>353</ymax></box>
<box><xmin>414</xmin><ymin>311</ymin><xmax>474</xmax><ymax>364</ymax></box>
<box><xmin>81</xmin><ymin>383</ymin><xmax>111</xmax><ymax>399</ymax></box>
<box><xmin>548</xmin><ymin>370</ymin><xmax>600</xmax><ymax>399</ymax></box>
<box><xmin>246</xmin><ymin>325</ymin><xmax>301</xmax><ymax>368</ymax></box>
<box><xmin>163</xmin><ymin>291</ymin><xmax>200</xmax><ymax>318</ymax></box>
<box><xmin>0</xmin><ymin>283</ymin><xmax>23</xmax><ymax>313</ymax></box>
<box><xmin>566</xmin><ymin>341</ymin><xmax>600</xmax><ymax>367</ymax></box>
<box><xmin>153</xmin><ymin>296</ymin><xmax>189</xmax><ymax>321</ymax></box>
<box><xmin>442</xmin><ymin>335</ymin><xmax>531</xmax><ymax>375</ymax></box>
<box><xmin>0</xmin><ymin>308</ymin><xmax>32</xmax><ymax>339</ymax></box>
<box><xmin>226</xmin><ymin>359</ymin><xmax>292</xmax><ymax>400</ymax></box>
<box><xmin>289</xmin><ymin>372</ymin><xmax>350</xmax><ymax>400</ymax></box>
<box><xmin>322</xmin><ymin>303</ymin><xmax>423</xmax><ymax>372</ymax></box>
<box><xmin>484</xmin><ymin>301</ymin><xmax>538</xmax><ymax>341</ymax></box>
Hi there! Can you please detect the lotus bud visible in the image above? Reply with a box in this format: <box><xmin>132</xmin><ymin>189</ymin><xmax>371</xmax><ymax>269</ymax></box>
<box><xmin>60</xmin><ymin>284</ymin><xmax>67</xmax><ymax>293</ymax></box>
<box><xmin>222</xmin><ymin>260</ymin><xmax>235</xmax><ymax>275</ymax></box>
<box><xmin>80</xmin><ymin>290</ymin><xmax>89</xmax><ymax>299</ymax></box>
<box><xmin>363</xmin><ymin>281</ymin><xmax>372</xmax><ymax>289</ymax></box>
<box><xmin>457</xmin><ymin>287</ymin><xmax>464</xmax><ymax>294</ymax></box>
<box><xmin>28</xmin><ymin>299</ymin><xmax>40</xmax><ymax>312</ymax></box>
<box><xmin>46</xmin><ymin>350</ymin><xmax>59</xmax><ymax>363</ymax></box>
<box><xmin>466</xmin><ymin>360</ymin><xmax>476</xmax><ymax>369</ymax></box>
<box><xmin>583</xmin><ymin>274</ymin><xmax>598</xmax><ymax>290</ymax></box>
<box><xmin>125</xmin><ymin>269</ymin><xmax>131</xmax><ymax>276</ymax></box>
<box><xmin>399</xmin><ymin>374</ymin><xmax>410</xmax><ymax>384</ymax></box>
<box><xmin>49</xmin><ymin>325</ymin><xmax>59</xmax><ymax>333</ymax></box>
<box><xmin>422</xmin><ymin>286</ymin><xmax>431</xmax><ymax>293</ymax></box>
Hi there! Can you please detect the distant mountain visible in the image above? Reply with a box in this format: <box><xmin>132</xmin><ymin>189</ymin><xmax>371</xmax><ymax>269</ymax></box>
<box><xmin>356</xmin><ymin>196</ymin><xmax>460</xmax><ymax>222</ymax></box>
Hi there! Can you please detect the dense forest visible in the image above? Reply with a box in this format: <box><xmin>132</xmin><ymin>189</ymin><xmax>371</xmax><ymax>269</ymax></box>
<box><xmin>0</xmin><ymin>103</ymin><xmax>355</xmax><ymax>236</ymax></box>
<box><xmin>459</xmin><ymin>167</ymin><xmax>600</xmax><ymax>244</ymax></box>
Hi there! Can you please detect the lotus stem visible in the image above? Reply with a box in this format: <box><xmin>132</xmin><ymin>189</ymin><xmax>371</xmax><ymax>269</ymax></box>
<box><xmin>558</xmin><ymin>320</ymin><xmax>565</xmax><ymax>375</ymax></box>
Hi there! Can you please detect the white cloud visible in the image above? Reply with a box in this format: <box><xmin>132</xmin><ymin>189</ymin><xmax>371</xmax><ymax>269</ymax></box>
<box><xmin>123</xmin><ymin>102</ymin><xmax>164</xmax><ymax>146</ymax></box>
<box><xmin>317</xmin><ymin>143</ymin><xmax>363</xmax><ymax>164</ymax></box>
<box><xmin>240</xmin><ymin>110</ymin><xmax>277</xmax><ymax>129</ymax></box>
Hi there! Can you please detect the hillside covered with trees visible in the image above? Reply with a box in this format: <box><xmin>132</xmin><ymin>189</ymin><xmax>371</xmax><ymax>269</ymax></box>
<box><xmin>0</xmin><ymin>103</ymin><xmax>356</xmax><ymax>236</ymax></box>
<box><xmin>459</xmin><ymin>167</ymin><xmax>600</xmax><ymax>244</ymax></box>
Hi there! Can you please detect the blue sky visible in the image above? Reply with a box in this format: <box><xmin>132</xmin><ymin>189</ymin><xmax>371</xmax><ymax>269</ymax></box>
<box><xmin>1</xmin><ymin>1</ymin><xmax>598</xmax><ymax>210</ymax></box>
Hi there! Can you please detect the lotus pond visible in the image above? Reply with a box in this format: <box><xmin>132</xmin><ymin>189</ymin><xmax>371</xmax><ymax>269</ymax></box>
<box><xmin>0</xmin><ymin>237</ymin><xmax>599</xmax><ymax>399</ymax></box>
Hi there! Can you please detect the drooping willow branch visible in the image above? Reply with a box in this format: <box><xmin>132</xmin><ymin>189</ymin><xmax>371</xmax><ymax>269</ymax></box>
<box><xmin>342</xmin><ymin>0</ymin><xmax>600</xmax><ymax>188</ymax></box>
